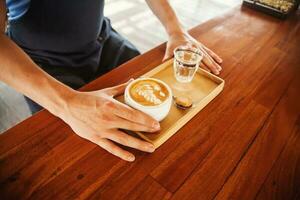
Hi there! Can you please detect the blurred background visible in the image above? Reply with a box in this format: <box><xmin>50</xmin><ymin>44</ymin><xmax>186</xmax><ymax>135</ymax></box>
<box><xmin>0</xmin><ymin>0</ymin><xmax>241</xmax><ymax>133</ymax></box>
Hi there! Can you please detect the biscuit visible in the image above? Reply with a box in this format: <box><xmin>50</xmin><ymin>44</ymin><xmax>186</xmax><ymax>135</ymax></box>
<box><xmin>174</xmin><ymin>96</ymin><xmax>193</xmax><ymax>109</ymax></box>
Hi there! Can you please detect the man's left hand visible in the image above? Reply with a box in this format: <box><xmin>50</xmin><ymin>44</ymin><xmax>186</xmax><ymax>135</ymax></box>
<box><xmin>164</xmin><ymin>32</ymin><xmax>223</xmax><ymax>75</ymax></box>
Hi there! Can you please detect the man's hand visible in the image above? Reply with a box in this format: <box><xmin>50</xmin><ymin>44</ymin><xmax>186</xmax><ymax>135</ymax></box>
<box><xmin>0</xmin><ymin>30</ymin><xmax>158</xmax><ymax>162</ymax></box>
<box><xmin>61</xmin><ymin>79</ymin><xmax>160</xmax><ymax>162</ymax></box>
<box><xmin>164</xmin><ymin>32</ymin><xmax>223</xmax><ymax>75</ymax></box>
<box><xmin>145</xmin><ymin>0</ymin><xmax>223</xmax><ymax>75</ymax></box>
<box><xmin>1</xmin><ymin>0</ymin><xmax>157</xmax><ymax>162</ymax></box>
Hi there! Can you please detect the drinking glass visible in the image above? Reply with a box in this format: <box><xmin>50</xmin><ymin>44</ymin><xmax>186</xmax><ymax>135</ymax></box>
<box><xmin>173</xmin><ymin>44</ymin><xmax>203</xmax><ymax>83</ymax></box>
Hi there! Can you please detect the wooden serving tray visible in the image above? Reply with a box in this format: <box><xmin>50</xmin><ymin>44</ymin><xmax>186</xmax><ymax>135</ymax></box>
<box><xmin>117</xmin><ymin>59</ymin><xmax>224</xmax><ymax>148</ymax></box>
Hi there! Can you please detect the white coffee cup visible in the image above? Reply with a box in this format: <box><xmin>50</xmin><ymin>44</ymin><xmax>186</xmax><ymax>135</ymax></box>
<box><xmin>124</xmin><ymin>78</ymin><xmax>173</xmax><ymax>121</ymax></box>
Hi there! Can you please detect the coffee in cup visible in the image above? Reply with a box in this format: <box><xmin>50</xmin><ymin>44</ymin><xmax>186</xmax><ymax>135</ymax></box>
<box><xmin>125</xmin><ymin>78</ymin><xmax>172</xmax><ymax>121</ymax></box>
<box><xmin>129</xmin><ymin>79</ymin><xmax>169</xmax><ymax>106</ymax></box>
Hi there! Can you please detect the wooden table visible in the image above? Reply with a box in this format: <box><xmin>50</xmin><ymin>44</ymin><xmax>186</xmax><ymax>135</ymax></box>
<box><xmin>1</xmin><ymin>6</ymin><xmax>299</xmax><ymax>200</ymax></box>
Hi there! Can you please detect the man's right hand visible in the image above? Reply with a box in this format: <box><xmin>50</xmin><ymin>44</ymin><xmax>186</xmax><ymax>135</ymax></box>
<box><xmin>1</xmin><ymin>2</ymin><xmax>158</xmax><ymax>162</ymax></box>
<box><xmin>60</xmin><ymin>79</ymin><xmax>160</xmax><ymax>162</ymax></box>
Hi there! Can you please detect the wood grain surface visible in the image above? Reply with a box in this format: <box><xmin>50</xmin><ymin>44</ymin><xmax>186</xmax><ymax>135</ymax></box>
<box><xmin>1</xmin><ymin>6</ymin><xmax>299</xmax><ymax>200</ymax></box>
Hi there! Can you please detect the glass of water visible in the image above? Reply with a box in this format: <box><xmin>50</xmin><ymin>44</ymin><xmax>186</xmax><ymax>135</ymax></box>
<box><xmin>173</xmin><ymin>44</ymin><xmax>203</xmax><ymax>83</ymax></box>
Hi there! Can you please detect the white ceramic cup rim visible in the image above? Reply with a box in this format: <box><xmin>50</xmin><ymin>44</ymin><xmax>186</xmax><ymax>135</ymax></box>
<box><xmin>125</xmin><ymin>77</ymin><xmax>172</xmax><ymax>109</ymax></box>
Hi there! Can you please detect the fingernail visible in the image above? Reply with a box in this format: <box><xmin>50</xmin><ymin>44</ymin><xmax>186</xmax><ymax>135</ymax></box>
<box><xmin>146</xmin><ymin>144</ymin><xmax>155</xmax><ymax>152</ymax></box>
<box><xmin>152</xmin><ymin>122</ymin><xmax>160</xmax><ymax>130</ymax></box>
<box><xmin>215</xmin><ymin>71</ymin><xmax>220</xmax><ymax>75</ymax></box>
<box><xmin>127</xmin><ymin>155</ymin><xmax>135</xmax><ymax>162</ymax></box>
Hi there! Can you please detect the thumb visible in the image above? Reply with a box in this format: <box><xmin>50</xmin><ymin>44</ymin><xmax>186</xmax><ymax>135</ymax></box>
<box><xmin>163</xmin><ymin>47</ymin><xmax>173</xmax><ymax>62</ymax></box>
<box><xmin>106</xmin><ymin>78</ymin><xmax>134</xmax><ymax>97</ymax></box>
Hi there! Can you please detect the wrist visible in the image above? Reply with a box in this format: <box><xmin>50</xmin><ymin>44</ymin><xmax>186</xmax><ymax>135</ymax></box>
<box><xmin>167</xmin><ymin>27</ymin><xmax>188</xmax><ymax>39</ymax></box>
<box><xmin>54</xmin><ymin>91</ymin><xmax>75</xmax><ymax>118</ymax></box>
<box><xmin>164</xmin><ymin>15</ymin><xmax>187</xmax><ymax>38</ymax></box>
<box><xmin>166</xmin><ymin>26</ymin><xmax>186</xmax><ymax>38</ymax></box>
<box><xmin>44</xmin><ymin>81</ymin><xmax>77</xmax><ymax>119</ymax></box>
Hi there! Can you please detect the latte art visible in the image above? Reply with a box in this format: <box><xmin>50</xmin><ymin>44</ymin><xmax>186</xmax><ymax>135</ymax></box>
<box><xmin>125</xmin><ymin>78</ymin><xmax>172</xmax><ymax>121</ymax></box>
<box><xmin>129</xmin><ymin>80</ymin><xmax>169</xmax><ymax>106</ymax></box>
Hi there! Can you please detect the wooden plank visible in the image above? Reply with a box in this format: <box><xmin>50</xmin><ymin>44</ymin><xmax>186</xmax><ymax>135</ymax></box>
<box><xmin>122</xmin><ymin>176</ymin><xmax>171</xmax><ymax>200</ymax></box>
<box><xmin>0</xmin><ymin>135</ymin><xmax>95</xmax><ymax>199</ymax></box>
<box><xmin>169</xmin><ymin>100</ymin><xmax>268</xmax><ymax>200</ymax></box>
<box><xmin>215</xmin><ymin>74</ymin><xmax>300</xmax><ymax>199</ymax></box>
<box><xmin>0</xmin><ymin>120</ymin><xmax>68</xmax><ymax>184</ymax></box>
<box><xmin>76</xmin><ymin>146</ymin><xmax>175</xmax><ymax>199</ymax></box>
<box><xmin>0</xmin><ymin>111</ymin><xmax>58</xmax><ymax>154</ymax></box>
<box><xmin>256</xmin><ymin>125</ymin><xmax>300</xmax><ymax>200</ymax></box>
<box><xmin>28</xmin><ymin>148</ymin><xmax>123</xmax><ymax>200</ymax></box>
<box><xmin>274</xmin><ymin>12</ymin><xmax>300</xmax><ymax>53</ymax></box>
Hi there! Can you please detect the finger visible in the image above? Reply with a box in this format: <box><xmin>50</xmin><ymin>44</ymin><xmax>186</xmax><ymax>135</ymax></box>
<box><xmin>106</xmin><ymin>79</ymin><xmax>134</xmax><ymax>97</ymax></box>
<box><xmin>194</xmin><ymin>44</ymin><xmax>221</xmax><ymax>75</ymax></box>
<box><xmin>97</xmin><ymin>138</ymin><xmax>135</xmax><ymax>162</ymax></box>
<box><xmin>163</xmin><ymin>48</ymin><xmax>173</xmax><ymax>61</ymax></box>
<box><xmin>202</xmin><ymin>55</ymin><xmax>219</xmax><ymax>75</ymax></box>
<box><xmin>106</xmin><ymin>129</ymin><xmax>155</xmax><ymax>152</ymax></box>
<box><xmin>207</xmin><ymin>54</ymin><xmax>222</xmax><ymax>71</ymax></box>
<box><xmin>110</xmin><ymin>115</ymin><xmax>159</xmax><ymax>132</ymax></box>
<box><xmin>203</xmin><ymin>46</ymin><xmax>223</xmax><ymax>64</ymax></box>
<box><xmin>111</xmin><ymin>100</ymin><xmax>160</xmax><ymax>130</ymax></box>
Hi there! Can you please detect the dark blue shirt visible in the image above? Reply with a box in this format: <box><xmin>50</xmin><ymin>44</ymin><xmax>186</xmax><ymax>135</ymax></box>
<box><xmin>6</xmin><ymin>0</ymin><xmax>110</xmax><ymax>69</ymax></box>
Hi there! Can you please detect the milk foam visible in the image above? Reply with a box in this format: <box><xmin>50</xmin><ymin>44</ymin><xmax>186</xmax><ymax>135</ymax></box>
<box><xmin>136</xmin><ymin>83</ymin><xmax>163</xmax><ymax>105</ymax></box>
